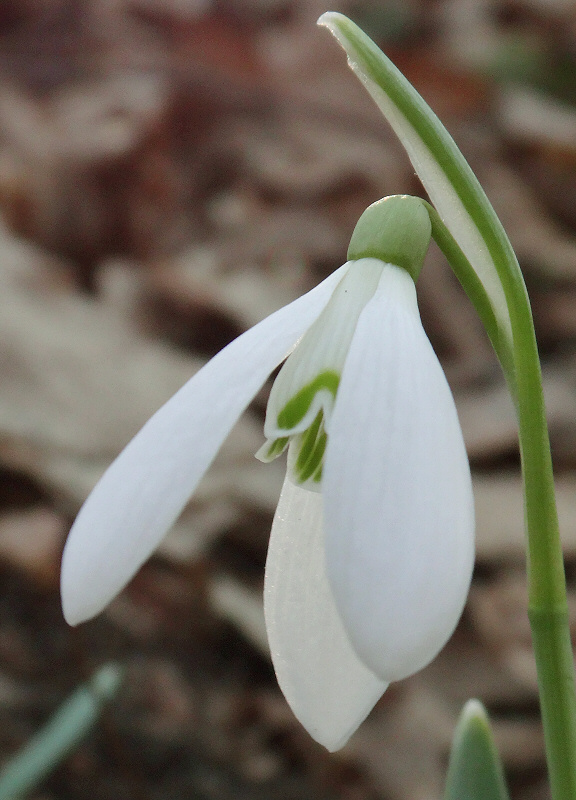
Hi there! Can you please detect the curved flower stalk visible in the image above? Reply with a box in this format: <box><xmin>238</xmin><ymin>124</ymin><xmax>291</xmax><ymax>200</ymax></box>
<box><xmin>317</xmin><ymin>12</ymin><xmax>576</xmax><ymax>799</ymax></box>
<box><xmin>61</xmin><ymin>195</ymin><xmax>475</xmax><ymax>751</ymax></box>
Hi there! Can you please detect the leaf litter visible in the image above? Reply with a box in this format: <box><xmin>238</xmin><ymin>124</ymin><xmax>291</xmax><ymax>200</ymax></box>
<box><xmin>0</xmin><ymin>1</ymin><xmax>573</xmax><ymax>798</ymax></box>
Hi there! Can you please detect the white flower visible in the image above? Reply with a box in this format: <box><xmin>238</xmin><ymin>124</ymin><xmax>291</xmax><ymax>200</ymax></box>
<box><xmin>61</xmin><ymin>196</ymin><xmax>474</xmax><ymax>752</ymax></box>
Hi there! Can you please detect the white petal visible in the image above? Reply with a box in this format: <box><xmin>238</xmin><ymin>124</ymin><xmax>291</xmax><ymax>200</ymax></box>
<box><xmin>264</xmin><ymin>259</ymin><xmax>384</xmax><ymax>438</ymax></box>
<box><xmin>264</xmin><ymin>474</ymin><xmax>387</xmax><ymax>751</ymax></box>
<box><xmin>323</xmin><ymin>265</ymin><xmax>475</xmax><ymax>682</ymax></box>
<box><xmin>61</xmin><ymin>266</ymin><xmax>348</xmax><ymax>626</ymax></box>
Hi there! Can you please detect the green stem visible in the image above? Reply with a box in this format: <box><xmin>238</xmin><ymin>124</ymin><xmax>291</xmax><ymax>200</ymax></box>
<box><xmin>431</xmin><ymin>209</ymin><xmax>576</xmax><ymax>800</ymax></box>
<box><xmin>319</xmin><ymin>15</ymin><xmax>576</xmax><ymax>795</ymax></box>
<box><xmin>511</xmin><ymin>275</ymin><xmax>576</xmax><ymax>800</ymax></box>
<box><xmin>530</xmin><ymin>608</ymin><xmax>576</xmax><ymax>798</ymax></box>
<box><xmin>457</xmin><ymin>183</ymin><xmax>576</xmax><ymax>800</ymax></box>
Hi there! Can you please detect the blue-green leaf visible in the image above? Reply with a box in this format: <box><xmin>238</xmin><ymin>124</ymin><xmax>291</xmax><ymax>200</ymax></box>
<box><xmin>0</xmin><ymin>663</ymin><xmax>124</xmax><ymax>800</ymax></box>
<box><xmin>445</xmin><ymin>700</ymin><xmax>511</xmax><ymax>800</ymax></box>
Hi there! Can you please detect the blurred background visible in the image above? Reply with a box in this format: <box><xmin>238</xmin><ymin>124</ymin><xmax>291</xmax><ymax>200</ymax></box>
<box><xmin>0</xmin><ymin>0</ymin><xmax>575</xmax><ymax>798</ymax></box>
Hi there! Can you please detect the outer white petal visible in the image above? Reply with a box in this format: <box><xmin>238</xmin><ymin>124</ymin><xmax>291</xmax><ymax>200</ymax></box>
<box><xmin>62</xmin><ymin>266</ymin><xmax>349</xmax><ymax>626</ymax></box>
<box><xmin>264</xmin><ymin>474</ymin><xmax>387</xmax><ymax>752</ymax></box>
<box><xmin>263</xmin><ymin>259</ymin><xmax>383</xmax><ymax>438</ymax></box>
<box><xmin>323</xmin><ymin>265</ymin><xmax>475</xmax><ymax>682</ymax></box>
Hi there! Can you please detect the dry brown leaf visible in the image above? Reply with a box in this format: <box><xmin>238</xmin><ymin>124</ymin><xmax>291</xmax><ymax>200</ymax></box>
<box><xmin>0</xmin><ymin>507</ymin><xmax>67</xmax><ymax>587</ymax></box>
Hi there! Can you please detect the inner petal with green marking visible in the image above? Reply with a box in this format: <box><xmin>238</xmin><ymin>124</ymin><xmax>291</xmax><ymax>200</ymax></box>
<box><xmin>256</xmin><ymin>258</ymin><xmax>387</xmax><ymax>489</ymax></box>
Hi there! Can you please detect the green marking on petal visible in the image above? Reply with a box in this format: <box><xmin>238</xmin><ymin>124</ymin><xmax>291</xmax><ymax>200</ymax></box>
<box><xmin>292</xmin><ymin>411</ymin><xmax>328</xmax><ymax>485</ymax></box>
<box><xmin>255</xmin><ymin>436</ymin><xmax>289</xmax><ymax>463</ymax></box>
<box><xmin>259</xmin><ymin>259</ymin><xmax>389</xmax><ymax>487</ymax></box>
<box><xmin>295</xmin><ymin>412</ymin><xmax>323</xmax><ymax>473</ymax></box>
<box><xmin>267</xmin><ymin>437</ymin><xmax>289</xmax><ymax>460</ymax></box>
<box><xmin>300</xmin><ymin>430</ymin><xmax>327</xmax><ymax>483</ymax></box>
<box><xmin>276</xmin><ymin>370</ymin><xmax>340</xmax><ymax>431</ymax></box>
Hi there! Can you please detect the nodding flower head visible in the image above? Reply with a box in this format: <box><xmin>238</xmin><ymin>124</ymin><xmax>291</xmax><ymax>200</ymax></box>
<box><xmin>61</xmin><ymin>195</ymin><xmax>474</xmax><ymax>751</ymax></box>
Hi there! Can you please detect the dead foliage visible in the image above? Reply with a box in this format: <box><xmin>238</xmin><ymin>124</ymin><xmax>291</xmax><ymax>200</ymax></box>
<box><xmin>0</xmin><ymin>1</ymin><xmax>574</xmax><ymax>798</ymax></box>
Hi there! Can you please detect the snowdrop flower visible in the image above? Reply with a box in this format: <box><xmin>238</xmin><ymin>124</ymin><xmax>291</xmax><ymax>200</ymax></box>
<box><xmin>61</xmin><ymin>195</ymin><xmax>474</xmax><ymax>751</ymax></box>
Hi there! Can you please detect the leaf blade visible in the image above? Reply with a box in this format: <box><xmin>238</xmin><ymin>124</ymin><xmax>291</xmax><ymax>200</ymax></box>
<box><xmin>445</xmin><ymin>700</ymin><xmax>511</xmax><ymax>800</ymax></box>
